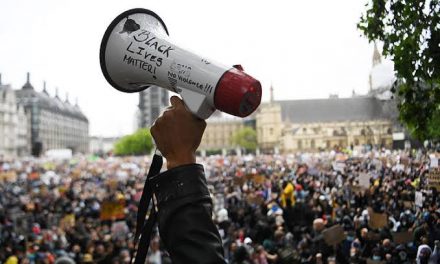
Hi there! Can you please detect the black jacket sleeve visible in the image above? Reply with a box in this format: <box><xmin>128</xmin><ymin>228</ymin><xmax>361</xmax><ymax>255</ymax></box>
<box><xmin>150</xmin><ymin>163</ymin><xmax>226</xmax><ymax>264</ymax></box>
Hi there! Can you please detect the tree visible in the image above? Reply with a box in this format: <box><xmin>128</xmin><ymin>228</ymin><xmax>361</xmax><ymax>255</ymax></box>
<box><xmin>358</xmin><ymin>0</ymin><xmax>440</xmax><ymax>140</ymax></box>
<box><xmin>114</xmin><ymin>128</ymin><xmax>154</xmax><ymax>156</ymax></box>
<box><xmin>231</xmin><ymin>127</ymin><xmax>258</xmax><ymax>152</ymax></box>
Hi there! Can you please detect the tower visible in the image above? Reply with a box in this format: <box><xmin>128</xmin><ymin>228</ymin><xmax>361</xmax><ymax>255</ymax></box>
<box><xmin>138</xmin><ymin>86</ymin><xmax>169</xmax><ymax>128</ymax></box>
<box><xmin>372</xmin><ymin>42</ymin><xmax>382</xmax><ymax>67</ymax></box>
<box><xmin>369</xmin><ymin>42</ymin><xmax>383</xmax><ymax>91</ymax></box>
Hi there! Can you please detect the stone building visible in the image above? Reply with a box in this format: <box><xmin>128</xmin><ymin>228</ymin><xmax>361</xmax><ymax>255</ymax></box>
<box><xmin>138</xmin><ymin>86</ymin><xmax>169</xmax><ymax>128</ymax></box>
<box><xmin>256</xmin><ymin>44</ymin><xmax>397</xmax><ymax>153</ymax></box>
<box><xmin>15</xmin><ymin>73</ymin><xmax>89</xmax><ymax>155</ymax></box>
<box><xmin>0</xmin><ymin>74</ymin><xmax>30</xmax><ymax>157</ymax></box>
<box><xmin>256</xmin><ymin>96</ymin><xmax>395</xmax><ymax>153</ymax></box>
<box><xmin>200</xmin><ymin>115</ymin><xmax>245</xmax><ymax>152</ymax></box>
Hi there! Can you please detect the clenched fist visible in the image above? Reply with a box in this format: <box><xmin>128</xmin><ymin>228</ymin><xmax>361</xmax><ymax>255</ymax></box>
<box><xmin>151</xmin><ymin>96</ymin><xmax>206</xmax><ymax>169</ymax></box>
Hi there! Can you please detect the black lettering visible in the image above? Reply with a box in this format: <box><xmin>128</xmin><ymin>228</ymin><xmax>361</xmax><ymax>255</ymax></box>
<box><xmin>144</xmin><ymin>52</ymin><xmax>151</xmax><ymax>60</ymax></box>
<box><xmin>156</xmin><ymin>57</ymin><xmax>163</xmax><ymax>67</ymax></box>
<box><xmin>136</xmin><ymin>46</ymin><xmax>145</xmax><ymax>55</ymax></box>
<box><xmin>126</xmin><ymin>42</ymin><xmax>135</xmax><ymax>53</ymax></box>
<box><xmin>162</xmin><ymin>46</ymin><xmax>174</xmax><ymax>57</ymax></box>
<box><xmin>133</xmin><ymin>30</ymin><xmax>150</xmax><ymax>42</ymax></box>
<box><xmin>142</xmin><ymin>62</ymin><xmax>148</xmax><ymax>71</ymax></box>
<box><xmin>145</xmin><ymin>36</ymin><xmax>156</xmax><ymax>45</ymax></box>
<box><xmin>150</xmin><ymin>41</ymin><xmax>158</xmax><ymax>50</ymax></box>
<box><xmin>123</xmin><ymin>54</ymin><xmax>128</xmax><ymax>62</ymax></box>
<box><xmin>158</xmin><ymin>45</ymin><xmax>167</xmax><ymax>53</ymax></box>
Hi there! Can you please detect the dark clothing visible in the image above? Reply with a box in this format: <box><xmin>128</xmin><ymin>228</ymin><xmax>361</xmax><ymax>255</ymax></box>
<box><xmin>150</xmin><ymin>164</ymin><xmax>226</xmax><ymax>264</ymax></box>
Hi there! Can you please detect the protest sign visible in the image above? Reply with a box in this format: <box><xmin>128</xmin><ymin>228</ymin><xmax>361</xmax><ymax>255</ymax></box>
<box><xmin>430</xmin><ymin>157</ymin><xmax>438</xmax><ymax>169</ymax></box>
<box><xmin>28</xmin><ymin>172</ymin><xmax>39</xmax><ymax>180</ymax></box>
<box><xmin>60</xmin><ymin>214</ymin><xmax>75</xmax><ymax>229</ymax></box>
<box><xmin>366</xmin><ymin>259</ymin><xmax>385</xmax><ymax>264</ymax></box>
<box><xmin>403</xmin><ymin>201</ymin><xmax>413</xmax><ymax>209</ymax></box>
<box><xmin>368</xmin><ymin>208</ymin><xmax>387</xmax><ymax>229</ymax></box>
<box><xmin>233</xmin><ymin>176</ymin><xmax>245</xmax><ymax>186</ymax></box>
<box><xmin>111</xmin><ymin>221</ymin><xmax>129</xmax><ymax>239</ymax></box>
<box><xmin>358</xmin><ymin>173</ymin><xmax>371</xmax><ymax>189</ymax></box>
<box><xmin>0</xmin><ymin>171</ymin><xmax>17</xmax><ymax>182</ymax></box>
<box><xmin>253</xmin><ymin>174</ymin><xmax>265</xmax><ymax>184</ymax></box>
<box><xmin>100</xmin><ymin>201</ymin><xmax>125</xmax><ymax>221</ymax></box>
<box><xmin>322</xmin><ymin>224</ymin><xmax>346</xmax><ymax>246</ymax></box>
<box><xmin>415</xmin><ymin>191</ymin><xmax>423</xmax><ymax>208</ymax></box>
<box><xmin>401</xmin><ymin>158</ymin><xmax>409</xmax><ymax>166</ymax></box>
<box><xmin>365</xmin><ymin>232</ymin><xmax>381</xmax><ymax>241</ymax></box>
<box><xmin>427</xmin><ymin>169</ymin><xmax>440</xmax><ymax>191</ymax></box>
<box><xmin>392</xmin><ymin>231</ymin><xmax>413</xmax><ymax>244</ymax></box>
<box><xmin>246</xmin><ymin>194</ymin><xmax>265</xmax><ymax>205</ymax></box>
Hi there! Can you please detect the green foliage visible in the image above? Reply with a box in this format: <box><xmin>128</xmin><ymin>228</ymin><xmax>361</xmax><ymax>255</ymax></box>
<box><xmin>232</xmin><ymin>127</ymin><xmax>257</xmax><ymax>151</ymax></box>
<box><xmin>113</xmin><ymin>128</ymin><xmax>153</xmax><ymax>156</ymax></box>
<box><xmin>358</xmin><ymin>0</ymin><xmax>440</xmax><ymax>140</ymax></box>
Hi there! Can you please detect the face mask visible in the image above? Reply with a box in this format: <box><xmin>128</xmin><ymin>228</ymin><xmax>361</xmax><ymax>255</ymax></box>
<box><xmin>372</xmin><ymin>256</ymin><xmax>381</xmax><ymax>261</ymax></box>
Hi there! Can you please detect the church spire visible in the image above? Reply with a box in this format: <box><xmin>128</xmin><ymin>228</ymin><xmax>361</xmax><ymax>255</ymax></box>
<box><xmin>270</xmin><ymin>83</ymin><xmax>274</xmax><ymax>104</ymax></box>
<box><xmin>22</xmin><ymin>72</ymin><xmax>34</xmax><ymax>90</ymax></box>
<box><xmin>372</xmin><ymin>42</ymin><xmax>382</xmax><ymax>67</ymax></box>
<box><xmin>42</xmin><ymin>81</ymin><xmax>48</xmax><ymax>94</ymax></box>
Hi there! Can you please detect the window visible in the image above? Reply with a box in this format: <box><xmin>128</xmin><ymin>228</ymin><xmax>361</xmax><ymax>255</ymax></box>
<box><xmin>311</xmin><ymin>139</ymin><xmax>315</xmax><ymax>149</ymax></box>
<box><xmin>298</xmin><ymin>140</ymin><xmax>302</xmax><ymax>150</ymax></box>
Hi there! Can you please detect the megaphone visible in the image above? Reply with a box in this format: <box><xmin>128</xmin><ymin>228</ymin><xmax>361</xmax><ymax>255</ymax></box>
<box><xmin>100</xmin><ymin>8</ymin><xmax>261</xmax><ymax>119</ymax></box>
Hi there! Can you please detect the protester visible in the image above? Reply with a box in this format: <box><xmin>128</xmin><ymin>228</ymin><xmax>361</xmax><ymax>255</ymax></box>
<box><xmin>0</xmin><ymin>147</ymin><xmax>439</xmax><ymax>263</ymax></box>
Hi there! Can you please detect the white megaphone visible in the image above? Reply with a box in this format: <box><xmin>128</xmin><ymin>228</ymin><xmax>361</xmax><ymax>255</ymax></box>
<box><xmin>100</xmin><ymin>8</ymin><xmax>262</xmax><ymax>119</ymax></box>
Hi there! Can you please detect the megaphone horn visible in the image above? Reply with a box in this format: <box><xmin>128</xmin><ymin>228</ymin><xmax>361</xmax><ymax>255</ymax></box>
<box><xmin>100</xmin><ymin>8</ymin><xmax>261</xmax><ymax>119</ymax></box>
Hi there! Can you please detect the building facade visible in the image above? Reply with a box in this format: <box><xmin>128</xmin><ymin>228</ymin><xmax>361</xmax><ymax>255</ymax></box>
<box><xmin>138</xmin><ymin>86</ymin><xmax>169</xmax><ymax>128</ymax></box>
<box><xmin>200</xmin><ymin>116</ymin><xmax>245</xmax><ymax>151</ymax></box>
<box><xmin>89</xmin><ymin>136</ymin><xmax>119</xmax><ymax>155</ymax></box>
<box><xmin>15</xmin><ymin>73</ymin><xmax>89</xmax><ymax>155</ymax></box>
<box><xmin>0</xmin><ymin>74</ymin><xmax>30</xmax><ymax>157</ymax></box>
<box><xmin>256</xmin><ymin>44</ymin><xmax>397</xmax><ymax>153</ymax></box>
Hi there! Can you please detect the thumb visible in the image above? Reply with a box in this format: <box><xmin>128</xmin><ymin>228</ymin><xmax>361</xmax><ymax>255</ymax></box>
<box><xmin>170</xmin><ymin>96</ymin><xmax>184</xmax><ymax>108</ymax></box>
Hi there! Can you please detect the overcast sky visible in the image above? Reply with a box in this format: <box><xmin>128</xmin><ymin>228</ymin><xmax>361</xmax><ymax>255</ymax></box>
<box><xmin>0</xmin><ymin>0</ymin><xmax>392</xmax><ymax>137</ymax></box>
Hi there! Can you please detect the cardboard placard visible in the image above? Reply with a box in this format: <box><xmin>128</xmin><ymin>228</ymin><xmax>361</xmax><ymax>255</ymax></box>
<box><xmin>351</xmin><ymin>185</ymin><xmax>364</xmax><ymax>194</ymax></box>
<box><xmin>392</xmin><ymin>231</ymin><xmax>413</xmax><ymax>244</ymax></box>
<box><xmin>100</xmin><ymin>201</ymin><xmax>125</xmax><ymax>221</ymax></box>
<box><xmin>365</xmin><ymin>232</ymin><xmax>381</xmax><ymax>241</ymax></box>
<box><xmin>403</xmin><ymin>201</ymin><xmax>413</xmax><ymax>209</ymax></box>
<box><xmin>415</xmin><ymin>191</ymin><xmax>423</xmax><ymax>208</ymax></box>
<box><xmin>0</xmin><ymin>171</ymin><xmax>17</xmax><ymax>182</ymax></box>
<box><xmin>401</xmin><ymin>158</ymin><xmax>409</xmax><ymax>166</ymax></box>
<box><xmin>428</xmin><ymin>169</ymin><xmax>440</xmax><ymax>191</ymax></box>
<box><xmin>233</xmin><ymin>176</ymin><xmax>245</xmax><ymax>186</ymax></box>
<box><xmin>368</xmin><ymin>208</ymin><xmax>388</xmax><ymax>229</ymax></box>
<box><xmin>253</xmin><ymin>175</ymin><xmax>265</xmax><ymax>184</ymax></box>
<box><xmin>322</xmin><ymin>224</ymin><xmax>346</xmax><ymax>246</ymax></box>
<box><xmin>246</xmin><ymin>194</ymin><xmax>265</xmax><ymax>205</ymax></box>
<box><xmin>366</xmin><ymin>259</ymin><xmax>385</xmax><ymax>264</ymax></box>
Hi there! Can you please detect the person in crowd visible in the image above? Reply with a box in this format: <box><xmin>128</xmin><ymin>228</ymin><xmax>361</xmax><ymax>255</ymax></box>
<box><xmin>0</xmin><ymin>96</ymin><xmax>439</xmax><ymax>263</ymax></box>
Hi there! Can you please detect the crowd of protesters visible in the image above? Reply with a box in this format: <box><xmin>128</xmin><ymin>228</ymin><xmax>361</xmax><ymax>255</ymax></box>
<box><xmin>0</xmin><ymin>147</ymin><xmax>439</xmax><ymax>264</ymax></box>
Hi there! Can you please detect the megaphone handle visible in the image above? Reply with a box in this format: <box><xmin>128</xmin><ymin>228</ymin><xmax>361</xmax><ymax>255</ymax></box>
<box><xmin>154</xmin><ymin>147</ymin><xmax>162</xmax><ymax>157</ymax></box>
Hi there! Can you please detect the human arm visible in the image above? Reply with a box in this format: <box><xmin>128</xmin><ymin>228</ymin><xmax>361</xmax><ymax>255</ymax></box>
<box><xmin>150</xmin><ymin>96</ymin><xmax>225</xmax><ymax>264</ymax></box>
